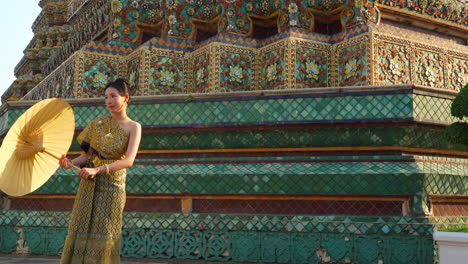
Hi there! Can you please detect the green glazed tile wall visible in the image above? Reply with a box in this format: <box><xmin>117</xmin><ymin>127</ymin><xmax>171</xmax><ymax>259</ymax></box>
<box><xmin>2</xmin><ymin>211</ymin><xmax>467</xmax><ymax>263</ymax></box>
<box><xmin>413</xmin><ymin>94</ymin><xmax>459</xmax><ymax>123</ymax></box>
<box><xmin>1</xmin><ymin>92</ymin><xmax>462</xmax><ymax>136</ymax></box>
<box><xmin>33</xmin><ymin>157</ymin><xmax>466</xmax><ymax>214</ymax></box>
<box><xmin>2</xmin><ymin>211</ymin><xmax>467</xmax><ymax>234</ymax></box>
<box><xmin>42</xmin><ymin>163</ymin><xmax>425</xmax><ymax>195</ymax></box>
<box><xmin>0</xmin><ymin>112</ymin><xmax>8</xmax><ymax>135</ymax></box>
<box><xmin>128</xmin><ymin>94</ymin><xmax>414</xmax><ymax>126</ymax></box>
<box><xmin>8</xmin><ymin>226</ymin><xmax>435</xmax><ymax>263</ymax></box>
<box><xmin>119</xmin><ymin>126</ymin><xmax>466</xmax><ymax>152</ymax></box>
<box><xmin>0</xmin><ymin>92</ymin><xmax>415</xmax><ymax>134</ymax></box>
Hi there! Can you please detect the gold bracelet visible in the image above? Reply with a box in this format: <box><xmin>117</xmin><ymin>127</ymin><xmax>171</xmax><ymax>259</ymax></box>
<box><xmin>104</xmin><ymin>164</ymin><xmax>110</xmax><ymax>175</ymax></box>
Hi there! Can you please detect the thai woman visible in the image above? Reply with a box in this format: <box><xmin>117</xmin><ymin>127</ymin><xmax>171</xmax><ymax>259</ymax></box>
<box><xmin>59</xmin><ymin>78</ymin><xmax>141</xmax><ymax>264</ymax></box>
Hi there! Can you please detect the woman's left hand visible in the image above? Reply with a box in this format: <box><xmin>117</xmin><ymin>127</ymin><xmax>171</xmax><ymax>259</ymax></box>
<box><xmin>77</xmin><ymin>168</ymin><xmax>99</xmax><ymax>180</ymax></box>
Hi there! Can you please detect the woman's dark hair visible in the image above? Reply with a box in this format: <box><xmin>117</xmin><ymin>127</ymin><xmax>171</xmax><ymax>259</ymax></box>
<box><xmin>105</xmin><ymin>78</ymin><xmax>130</xmax><ymax>98</ymax></box>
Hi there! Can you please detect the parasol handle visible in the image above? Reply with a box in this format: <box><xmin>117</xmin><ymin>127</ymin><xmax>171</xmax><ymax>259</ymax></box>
<box><xmin>42</xmin><ymin>150</ymin><xmax>80</xmax><ymax>171</ymax></box>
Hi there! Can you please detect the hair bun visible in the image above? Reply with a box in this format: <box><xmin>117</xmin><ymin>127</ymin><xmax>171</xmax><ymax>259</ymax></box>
<box><xmin>114</xmin><ymin>78</ymin><xmax>129</xmax><ymax>86</ymax></box>
<box><xmin>105</xmin><ymin>78</ymin><xmax>131</xmax><ymax>98</ymax></box>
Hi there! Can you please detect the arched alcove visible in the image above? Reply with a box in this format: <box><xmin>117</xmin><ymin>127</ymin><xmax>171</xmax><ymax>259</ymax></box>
<box><xmin>248</xmin><ymin>13</ymin><xmax>279</xmax><ymax>40</ymax></box>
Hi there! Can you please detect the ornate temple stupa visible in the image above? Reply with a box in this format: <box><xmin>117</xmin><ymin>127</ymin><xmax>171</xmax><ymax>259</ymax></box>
<box><xmin>0</xmin><ymin>0</ymin><xmax>467</xmax><ymax>263</ymax></box>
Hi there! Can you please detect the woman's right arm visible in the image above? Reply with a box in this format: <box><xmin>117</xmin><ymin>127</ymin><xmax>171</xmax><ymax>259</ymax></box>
<box><xmin>59</xmin><ymin>152</ymin><xmax>89</xmax><ymax>169</ymax></box>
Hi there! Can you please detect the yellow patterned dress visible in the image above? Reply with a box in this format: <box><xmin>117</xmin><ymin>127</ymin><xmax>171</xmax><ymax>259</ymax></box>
<box><xmin>61</xmin><ymin>115</ymin><xmax>129</xmax><ymax>264</ymax></box>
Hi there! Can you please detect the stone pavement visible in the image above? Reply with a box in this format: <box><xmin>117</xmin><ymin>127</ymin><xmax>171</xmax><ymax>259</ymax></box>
<box><xmin>0</xmin><ymin>256</ymin><xmax>247</xmax><ymax>264</ymax></box>
<box><xmin>0</xmin><ymin>256</ymin><xmax>167</xmax><ymax>264</ymax></box>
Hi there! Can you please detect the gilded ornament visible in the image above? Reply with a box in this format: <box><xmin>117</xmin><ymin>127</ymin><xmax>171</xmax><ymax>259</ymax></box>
<box><xmin>457</xmin><ymin>72</ymin><xmax>467</xmax><ymax>86</ymax></box>
<box><xmin>266</xmin><ymin>64</ymin><xmax>277</xmax><ymax>81</ymax></box>
<box><xmin>129</xmin><ymin>72</ymin><xmax>137</xmax><ymax>88</ymax></box>
<box><xmin>166</xmin><ymin>0</ymin><xmax>178</xmax><ymax>10</ymax></box>
<box><xmin>160</xmin><ymin>70</ymin><xmax>176</xmax><ymax>86</ymax></box>
<box><xmin>148</xmin><ymin>9</ymin><xmax>161</xmax><ymax>21</ymax></box>
<box><xmin>306</xmin><ymin>61</ymin><xmax>320</xmax><ymax>80</ymax></box>
<box><xmin>425</xmin><ymin>65</ymin><xmax>437</xmax><ymax>86</ymax></box>
<box><xmin>420</xmin><ymin>0</ymin><xmax>428</xmax><ymax>8</ymax></box>
<box><xmin>355</xmin><ymin>0</ymin><xmax>363</xmax><ymax>9</ymax></box>
<box><xmin>113</xmin><ymin>18</ymin><xmax>121</xmax><ymax>28</ymax></box>
<box><xmin>344</xmin><ymin>59</ymin><xmax>357</xmax><ymax>79</ymax></box>
<box><xmin>186</xmin><ymin>7</ymin><xmax>195</xmax><ymax>16</ymax></box>
<box><xmin>93</xmin><ymin>73</ymin><xmax>108</xmax><ymax>89</ymax></box>
<box><xmin>389</xmin><ymin>57</ymin><xmax>403</xmax><ymax>76</ymax></box>
<box><xmin>288</xmin><ymin>3</ymin><xmax>298</xmax><ymax>13</ymax></box>
<box><xmin>203</xmin><ymin>6</ymin><xmax>212</xmax><ymax>18</ymax></box>
<box><xmin>274</xmin><ymin>0</ymin><xmax>281</xmax><ymax>8</ymax></box>
<box><xmin>236</xmin><ymin>18</ymin><xmax>246</xmax><ymax>28</ymax></box>
<box><xmin>229</xmin><ymin>66</ymin><xmax>243</xmax><ymax>83</ymax></box>
<box><xmin>168</xmin><ymin>15</ymin><xmax>177</xmax><ymax>24</ymax></box>
<box><xmin>196</xmin><ymin>69</ymin><xmax>205</xmax><ymax>85</ymax></box>
<box><xmin>261</xmin><ymin>0</ymin><xmax>269</xmax><ymax>13</ymax></box>
<box><xmin>111</xmin><ymin>0</ymin><xmax>122</xmax><ymax>13</ymax></box>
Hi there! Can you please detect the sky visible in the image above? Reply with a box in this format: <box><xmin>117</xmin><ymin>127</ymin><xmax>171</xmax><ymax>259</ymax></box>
<box><xmin>0</xmin><ymin>1</ymin><xmax>42</xmax><ymax>105</ymax></box>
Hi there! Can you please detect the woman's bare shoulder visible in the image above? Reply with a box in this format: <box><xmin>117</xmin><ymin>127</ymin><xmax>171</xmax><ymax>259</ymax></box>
<box><xmin>128</xmin><ymin>119</ymin><xmax>141</xmax><ymax>131</ymax></box>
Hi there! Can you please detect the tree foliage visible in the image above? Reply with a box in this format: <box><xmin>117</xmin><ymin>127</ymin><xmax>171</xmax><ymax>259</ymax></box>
<box><xmin>451</xmin><ymin>83</ymin><xmax>468</xmax><ymax>119</ymax></box>
<box><xmin>445</xmin><ymin>83</ymin><xmax>468</xmax><ymax>146</ymax></box>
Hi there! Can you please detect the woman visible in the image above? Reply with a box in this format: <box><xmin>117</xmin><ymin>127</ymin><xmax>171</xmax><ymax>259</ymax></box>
<box><xmin>59</xmin><ymin>78</ymin><xmax>141</xmax><ymax>264</ymax></box>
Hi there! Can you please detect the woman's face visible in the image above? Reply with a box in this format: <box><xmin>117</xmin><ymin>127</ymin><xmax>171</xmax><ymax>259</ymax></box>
<box><xmin>105</xmin><ymin>87</ymin><xmax>128</xmax><ymax>113</ymax></box>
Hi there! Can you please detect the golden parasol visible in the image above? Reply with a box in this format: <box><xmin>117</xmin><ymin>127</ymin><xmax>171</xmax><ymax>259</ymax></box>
<box><xmin>0</xmin><ymin>98</ymin><xmax>78</xmax><ymax>197</ymax></box>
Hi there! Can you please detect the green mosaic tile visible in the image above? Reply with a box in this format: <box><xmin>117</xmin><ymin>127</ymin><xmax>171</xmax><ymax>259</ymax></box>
<box><xmin>33</xmin><ymin>157</ymin><xmax>466</xmax><ymax>215</ymax></box>
<box><xmin>0</xmin><ymin>111</ymin><xmax>8</xmax><ymax>135</ymax></box>
<box><xmin>1</xmin><ymin>221</ymin><xmax>440</xmax><ymax>263</ymax></box>
<box><xmin>0</xmin><ymin>109</ymin><xmax>22</xmax><ymax>135</ymax></box>
<box><xmin>413</xmin><ymin>94</ymin><xmax>459</xmax><ymax>123</ymax></box>
<box><xmin>43</xmin><ymin>162</ymin><xmax>424</xmax><ymax>195</ymax></box>
<box><xmin>1</xmin><ymin>91</ymin><xmax>462</xmax><ymax>140</ymax></box>
<box><xmin>0</xmin><ymin>92</ymin><xmax>415</xmax><ymax>133</ymax></box>
<box><xmin>116</xmin><ymin>126</ymin><xmax>467</xmax><ymax>153</ymax></box>
<box><xmin>23</xmin><ymin>227</ymin><xmax>46</xmax><ymax>254</ymax></box>
<box><xmin>424</xmin><ymin>174</ymin><xmax>467</xmax><ymax>196</ymax></box>
<box><xmin>0</xmin><ymin>226</ymin><xmax>17</xmax><ymax>253</ymax></box>
<box><xmin>9</xmin><ymin>220</ymin><xmax>440</xmax><ymax>261</ymax></box>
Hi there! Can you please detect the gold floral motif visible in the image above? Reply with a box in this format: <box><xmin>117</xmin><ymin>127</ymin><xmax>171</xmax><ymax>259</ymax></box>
<box><xmin>355</xmin><ymin>0</ymin><xmax>363</xmax><ymax>9</ymax></box>
<box><xmin>187</xmin><ymin>7</ymin><xmax>195</xmax><ymax>16</ymax></box>
<box><xmin>288</xmin><ymin>3</ymin><xmax>298</xmax><ymax>13</ymax></box>
<box><xmin>196</xmin><ymin>68</ymin><xmax>205</xmax><ymax>85</ymax></box>
<box><xmin>229</xmin><ymin>65</ymin><xmax>243</xmax><ymax>82</ymax></box>
<box><xmin>111</xmin><ymin>0</ymin><xmax>122</xmax><ymax>13</ymax></box>
<box><xmin>113</xmin><ymin>18</ymin><xmax>121</xmax><ymax>28</ymax></box>
<box><xmin>129</xmin><ymin>71</ymin><xmax>137</xmax><ymax>89</ymax></box>
<box><xmin>266</xmin><ymin>64</ymin><xmax>277</xmax><ymax>81</ymax></box>
<box><xmin>168</xmin><ymin>15</ymin><xmax>177</xmax><ymax>24</ymax></box>
<box><xmin>148</xmin><ymin>9</ymin><xmax>162</xmax><ymax>21</ymax></box>
<box><xmin>93</xmin><ymin>72</ymin><xmax>108</xmax><ymax>89</ymax></box>
<box><xmin>166</xmin><ymin>0</ymin><xmax>178</xmax><ymax>10</ymax></box>
<box><xmin>160</xmin><ymin>70</ymin><xmax>176</xmax><ymax>86</ymax></box>
<box><xmin>344</xmin><ymin>59</ymin><xmax>358</xmax><ymax>79</ymax></box>
<box><xmin>458</xmin><ymin>71</ymin><xmax>467</xmax><ymax>87</ymax></box>
<box><xmin>389</xmin><ymin>57</ymin><xmax>404</xmax><ymax>77</ymax></box>
<box><xmin>306</xmin><ymin>61</ymin><xmax>320</xmax><ymax>80</ymax></box>
<box><xmin>425</xmin><ymin>65</ymin><xmax>437</xmax><ymax>86</ymax></box>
